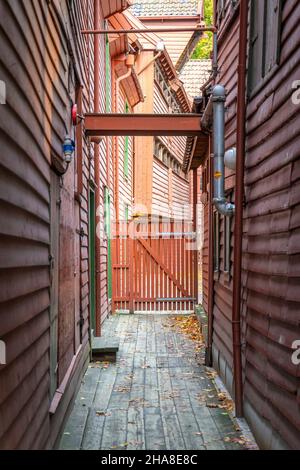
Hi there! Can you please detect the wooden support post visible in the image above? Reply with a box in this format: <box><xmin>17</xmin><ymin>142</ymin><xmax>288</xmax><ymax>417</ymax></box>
<box><xmin>193</xmin><ymin>169</ymin><xmax>199</xmax><ymax>304</ymax></box>
<box><xmin>129</xmin><ymin>232</ymin><xmax>134</xmax><ymax>314</ymax></box>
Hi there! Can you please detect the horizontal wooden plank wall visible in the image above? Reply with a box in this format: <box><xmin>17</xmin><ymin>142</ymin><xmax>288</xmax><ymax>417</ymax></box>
<box><xmin>152</xmin><ymin>158</ymin><xmax>170</xmax><ymax>217</ymax></box>
<box><xmin>140</xmin><ymin>18</ymin><xmax>197</xmax><ymax>67</ymax></box>
<box><xmin>112</xmin><ymin>220</ymin><xmax>196</xmax><ymax>312</ymax></box>
<box><xmin>117</xmin><ymin>89</ymin><xmax>133</xmax><ymax>221</ymax></box>
<box><xmin>0</xmin><ymin>0</ymin><xmax>99</xmax><ymax>449</ymax></box>
<box><xmin>242</xmin><ymin>0</ymin><xmax>300</xmax><ymax>449</ymax></box>
<box><xmin>211</xmin><ymin>0</ymin><xmax>238</xmax><ymax>385</ymax></box>
<box><xmin>99</xmin><ymin>3</ymin><xmax>112</xmax><ymax>326</ymax></box>
<box><xmin>199</xmin><ymin>165</ymin><xmax>209</xmax><ymax>311</ymax></box>
<box><xmin>152</xmin><ymin>68</ymin><xmax>190</xmax><ymax>219</ymax></box>
<box><xmin>209</xmin><ymin>0</ymin><xmax>300</xmax><ymax>450</ymax></box>
<box><xmin>71</xmin><ymin>0</ymin><xmax>94</xmax><ymax>343</ymax></box>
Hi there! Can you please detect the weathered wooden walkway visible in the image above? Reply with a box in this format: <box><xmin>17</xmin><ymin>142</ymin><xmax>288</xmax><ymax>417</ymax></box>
<box><xmin>60</xmin><ymin>314</ymin><xmax>247</xmax><ymax>450</ymax></box>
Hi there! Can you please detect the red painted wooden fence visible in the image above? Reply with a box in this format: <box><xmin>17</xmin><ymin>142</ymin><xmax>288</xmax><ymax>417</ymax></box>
<box><xmin>112</xmin><ymin>220</ymin><xmax>196</xmax><ymax>312</ymax></box>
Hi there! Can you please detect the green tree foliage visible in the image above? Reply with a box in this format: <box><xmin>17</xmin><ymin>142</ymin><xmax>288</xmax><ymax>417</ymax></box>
<box><xmin>192</xmin><ymin>0</ymin><xmax>213</xmax><ymax>59</ymax></box>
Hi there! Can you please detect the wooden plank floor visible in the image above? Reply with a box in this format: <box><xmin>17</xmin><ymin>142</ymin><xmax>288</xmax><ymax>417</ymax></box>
<box><xmin>60</xmin><ymin>314</ymin><xmax>246</xmax><ymax>451</ymax></box>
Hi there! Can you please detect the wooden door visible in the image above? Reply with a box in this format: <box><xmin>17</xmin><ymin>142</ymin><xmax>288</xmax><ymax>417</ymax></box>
<box><xmin>74</xmin><ymin>200</ymin><xmax>81</xmax><ymax>351</ymax></box>
<box><xmin>112</xmin><ymin>220</ymin><xmax>196</xmax><ymax>313</ymax></box>
<box><xmin>89</xmin><ymin>189</ymin><xmax>96</xmax><ymax>333</ymax></box>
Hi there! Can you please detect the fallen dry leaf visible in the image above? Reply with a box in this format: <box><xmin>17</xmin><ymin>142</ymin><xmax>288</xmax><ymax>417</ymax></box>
<box><xmin>96</xmin><ymin>410</ymin><xmax>111</xmax><ymax>417</ymax></box>
<box><xmin>141</xmin><ymin>364</ymin><xmax>151</xmax><ymax>369</ymax></box>
<box><xmin>169</xmin><ymin>315</ymin><xmax>205</xmax><ymax>351</ymax></box>
<box><xmin>224</xmin><ymin>436</ymin><xmax>252</xmax><ymax>447</ymax></box>
<box><xmin>111</xmin><ymin>442</ymin><xmax>129</xmax><ymax>449</ymax></box>
<box><xmin>114</xmin><ymin>386</ymin><xmax>131</xmax><ymax>393</ymax></box>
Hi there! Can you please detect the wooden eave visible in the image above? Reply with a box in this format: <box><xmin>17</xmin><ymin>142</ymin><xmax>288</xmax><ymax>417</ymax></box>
<box><xmin>84</xmin><ymin>113</ymin><xmax>203</xmax><ymax>137</ymax></box>
<box><xmin>183</xmin><ymin>134</ymin><xmax>209</xmax><ymax>172</ymax></box>
<box><xmin>109</xmin><ymin>12</ymin><xmax>138</xmax><ymax>45</ymax></box>
<box><xmin>109</xmin><ymin>9</ymin><xmax>192</xmax><ymax>113</ymax></box>
<box><xmin>102</xmin><ymin>0</ymin><xmax>132</xmax><ymax>19</ymax></box>
<box><xmin>123</xmin><ymin>10</ymin><xmax>162</xmax><ymax>50</ymax></box>
<box><xmin>109</xmin><ymin>33</ymin><xmax>129</xmax><ymax>57</ymax></box>
<box><xmin>115</xmin><ymin>62</ymin><xmax>144</xmax><ymax>108</ymax></box>
<box><xmin>158</xmin><ymin>54</ymin><xmax>191</xmax><ymax>113</ymax></box>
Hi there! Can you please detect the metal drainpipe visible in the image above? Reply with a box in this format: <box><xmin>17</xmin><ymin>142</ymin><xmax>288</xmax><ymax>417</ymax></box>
<box><xmin>206</xmin><ymin>0</ymin><xmax>218</xmax><ymax>367</ymax></box>
<box><xmin>114</xmin><ymin>64</ymin><xmax>133</xmax><ymax>222</ymax></box>
<box><xmin>232</xmin><ymin>0</ymin><xmax>248</xmax><ymax>419</ymax></box>
<box><xmin>94</xmin><ymin>0</ymin><xmax>101</xmax><ymax>337</ymax></box>
<box><xmin>212</xmin><ymin>85</ymin><xmax>235</xmax><ymax>217</ymax></box>
<box><xmin>206</xmin><ymin>136</ymin><xmax>214</xmax><ymax>367</ymax></box>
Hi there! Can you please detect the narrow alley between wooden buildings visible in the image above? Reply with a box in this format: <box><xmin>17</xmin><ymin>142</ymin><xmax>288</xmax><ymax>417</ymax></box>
<box><xmin>1</xmin><ymin>0</ymin><xmax>300</xmax><ymax>454</ymax></box>
<box><xmin>60</xmin><ymin>314</ymin><xmax>256</xmax><ymax>451</ymax></box>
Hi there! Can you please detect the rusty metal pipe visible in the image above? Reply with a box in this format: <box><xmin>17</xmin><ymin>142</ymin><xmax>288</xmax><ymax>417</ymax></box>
<box><xmin>114</xmin><ymin>65</ymin><xmax>133</xmax><ymax>221</ymax></box>
<box><xmin>94</xmin><ymin>0</ymin><xmax>101</xmax><ymax>337</ymax></box>
<box><xmin>81</xmin><ymin>26</ymin><xmax>217</xmax><ymax>35</ymax></box>
<box><xmin>232</xmin><ymin>0</ymin><xmax>248</xmax><ymax>419</ymax></box>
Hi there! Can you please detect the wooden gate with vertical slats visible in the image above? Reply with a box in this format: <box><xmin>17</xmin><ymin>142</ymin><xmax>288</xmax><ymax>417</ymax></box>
<box><xmin>112</xmin><ymin>219</ymin><xmax>196</xmax><ymax>313</ymax></box>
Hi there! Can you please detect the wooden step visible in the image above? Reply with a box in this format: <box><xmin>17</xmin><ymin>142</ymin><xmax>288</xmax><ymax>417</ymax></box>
<box><xmin>91</xmin><ymin>336</ymin><xmax>119</xmax><ymax>363</ymax></box>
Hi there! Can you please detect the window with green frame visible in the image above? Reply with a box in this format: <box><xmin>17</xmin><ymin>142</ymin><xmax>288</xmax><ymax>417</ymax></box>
<box><xmin>104</xmin><ymin>188</ymin><xmax>112</xmax><ymax>300</ymax></box>
<box><xmin>105</xmin><ymin>34</ymin><xmax>111</xmax><ymax>113</ymax></box>
<box><xmin>124</xmin><ymin>101</ymin><xmax>130</xmax><ymax>179</ymax></box>
<box><xmin>125</xmin><ymin>203</ymin><xmax>129</xmax><ymax>222</ymax></box>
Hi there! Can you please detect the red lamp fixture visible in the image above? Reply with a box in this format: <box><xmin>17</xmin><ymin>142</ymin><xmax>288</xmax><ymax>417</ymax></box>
<box><xmin>71</xmin><ymin>103</ymin><xmax>78</xmax><ymax>126</ymax></box>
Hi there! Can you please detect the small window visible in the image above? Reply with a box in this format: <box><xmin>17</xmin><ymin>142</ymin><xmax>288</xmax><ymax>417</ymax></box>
<box><xmin>125</xmin><ymin>204</ymin><xmax>129</xmax><ymax>223</ymax></box>
<box><xmin>217</xmin><ymin>0</ymin><xmax>225</xmax><ymax>26</ymax></box>
<box><xmin>214</xmin><ymin>211</ymin><xmax>220</xmax><ymax>272</ymax></box>
<box><xmin>248</xmin><ymin>0</ymin><xmax>282</xmax><ymax>94</ymax></box>
<box><xmin>154</xmin><ymin>139</ymin><xmax>159</xmax><ymax>158</ymax></box>
<box><xmin>159</xmin><ymin>145</ymin><xmax>164</xmax><ymax>161</ymax></box>
<box><xmin>163</xmin><ymin>150</ymin><xmax>168</xmax><ymax>166</ymax></box>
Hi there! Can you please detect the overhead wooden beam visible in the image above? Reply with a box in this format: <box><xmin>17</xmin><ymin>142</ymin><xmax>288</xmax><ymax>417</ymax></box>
<box><xmin>84</xmin><ymin>113</ymin><xmax>202</xmax><ymax>137</ymax></box>
<box><xmin>81</xmin><ymin>26</ymin><xmax>216</xmax><ymax>34</ymax></box>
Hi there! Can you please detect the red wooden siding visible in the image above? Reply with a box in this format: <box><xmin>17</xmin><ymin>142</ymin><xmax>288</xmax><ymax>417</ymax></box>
<box><xmin>206</xmin><ymin>0</ymin><xmax>300</xmax><ymax>450</ymax></box>
<box><xmin>200</xmin><ymin>164</ymin><xmax>210</xmax><ymax>312</ymax></box>
<box><xmin>138</xmin><ymin>18</ymin><xmax>200</xmax><ymax>67</ymax></box>
<box><xmin>210</xmin><ymin>0</ymin><xmax>239</xmax><ymax>385</ymax></box>
<box><xmin>150</xmin><ymin>64</ymin><xmax>191</xmax><ymax>219</ymax></box>
<box><xmin>241</xmin><ymin>0</ymin><xmax>300</xmax><ymax>449</ymax></box>
<box><xmin>117</xmin><ymin>89</ymin><xmax>133</xmax><ymax>221</ymax></box>
<box><xmin>0</xmin><ymin>0</ymin><xmax>106</xmax><ymax>449</ymax></box>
